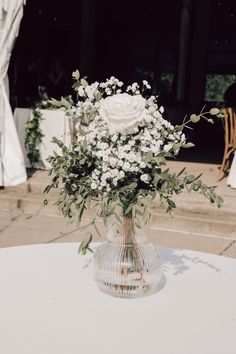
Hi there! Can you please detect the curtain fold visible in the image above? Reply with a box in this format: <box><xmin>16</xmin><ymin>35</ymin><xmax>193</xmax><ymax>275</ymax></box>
<box><xmin>0</xmin><ymin>0</ymin><xmax>27</xmax><ymax>186</ymax></box>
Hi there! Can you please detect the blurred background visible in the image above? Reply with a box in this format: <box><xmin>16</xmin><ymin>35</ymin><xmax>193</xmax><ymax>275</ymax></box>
<box><xmin>8</xmin><ymin>0</ymin><xmax>236</xmax><ymax>163</ymax></box>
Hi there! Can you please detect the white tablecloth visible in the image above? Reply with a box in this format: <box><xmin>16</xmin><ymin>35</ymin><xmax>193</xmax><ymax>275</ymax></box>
<box><xmin>14</xmin><ymin>108</ymin><xmax>72</xmax><ymax>170</ymax></box>
<box><xmin>0</xmin><ymin>242</ymin><xmax>236</xmax><ymax>354</ymax></box>
<box><xmin>227</xmin><ymin>151</ymin><xmax>236</xmax><ymax>188</ymax></box>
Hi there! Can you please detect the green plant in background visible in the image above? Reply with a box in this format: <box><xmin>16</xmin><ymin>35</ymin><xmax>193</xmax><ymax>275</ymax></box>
<box><xmin>25</xmin><ymin>108</ymin><xmax>44</xmax><ymax>168</ymax></box>
<box><xmin>160</xmin><ymin>73</ymin><xmax>174</xmax><ymax>93</ymax></box>
<box><xmin>24</xmin><ymin>96</ymin><xmax>74</xmax><ymax>168</ymax></box>
<box><xmin>205</xmin><ymin>74</ymin><xmax>236</xmax><ymax>104</ymax></box>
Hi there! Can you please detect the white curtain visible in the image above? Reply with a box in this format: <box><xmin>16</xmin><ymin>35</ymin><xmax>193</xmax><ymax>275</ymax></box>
<box><xmin>0</xmin><ymin>0</ymin><xmax>27</xmax><ymax>186</ymax></box>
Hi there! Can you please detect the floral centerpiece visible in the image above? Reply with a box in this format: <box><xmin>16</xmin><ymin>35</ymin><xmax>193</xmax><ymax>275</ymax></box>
<box><xmin>45</xmin><ymin>70</ymin><xmax>223</xmax><ymax>298</ymax></box>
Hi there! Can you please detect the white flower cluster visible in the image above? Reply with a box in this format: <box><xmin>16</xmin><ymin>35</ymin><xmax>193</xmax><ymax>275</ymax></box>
<box><xmin>75</xmin><ymin>80</ymin><xmax>186</xmax><ymax>193</ymax></box>
<box><xmin>126</xmin><ymin>80</ymin><xmax>151</xmax><ymax>95</ymax></box>
<box><xmin>99</xmin><ymin>76</ymin><xmax>124</xmax><ymax>95</ymax></box>
<box><xmin>73</xmin><ymin>76</ymin><xmax>125</xmax><ymax>127</ymax></box>
<box><xmin>77</xmin><ymin>82</ymin><xmax>99</xmax><ymax>100</ymax></box>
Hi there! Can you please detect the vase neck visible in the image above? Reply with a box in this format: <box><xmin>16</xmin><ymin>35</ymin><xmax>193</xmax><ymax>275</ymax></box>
<box><xmin>106</xmin><ymin>213</ymin><xmax>148</xmax><ymax>244</ymax></box>
<box><xmin>122</xmin><ymin>214</ymin><xmax>135</xmax><ymax>245</ymax></box>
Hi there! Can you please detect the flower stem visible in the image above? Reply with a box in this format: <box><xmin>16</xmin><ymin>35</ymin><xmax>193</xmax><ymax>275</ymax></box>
<box><xmin>119</xmin><ymin>214</ymin><xmax>144</xmax><ymax>281</ymax></box>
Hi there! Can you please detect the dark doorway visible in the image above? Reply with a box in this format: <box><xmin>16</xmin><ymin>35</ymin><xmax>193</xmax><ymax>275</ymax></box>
<box><xmin>9</xmin><ymin>0</ymin><xmax>236</xmax><ymax>164</ymax></box>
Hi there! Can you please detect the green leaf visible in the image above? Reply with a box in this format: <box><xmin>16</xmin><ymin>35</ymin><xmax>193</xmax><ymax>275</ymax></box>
<box><xmin>72</xmin><ymin>70</ymin><xmax>80</xmax><ymax>80</ymax></box>
<box><xmin>26</xmin><ymin>121</ymin><xmax>34</xmax><ymax>129</ymax></box>
<box><xmin>72</xmin><ymin>81</ymin><xmax>81</xmax><ymax>89</ymax></box>
<box><xmin>135</xmin><ymin>219</ymin><xmax>141</xmax><ymax>229</ymax></box>
<box><xmin>190</xmin><ymin>114</ymin><xmax>201</xmax><ymax>123</ymax></box>
<box><xmin>48</xmin><ymin>98</ymin><xmax>63</xmax><ymax>107</ymax></box>
<box><xmin>96</xmin><ymin>91</ymin><xmax>102</xmax><ymax>100</ymax></box>
<box><xmin>144</xmin><ymin>197</ymin><xmax>156</xmax><ymax>207</ymax></box>
<box><xmin>78</xmin><ymin>231</ymin><xmax>93</xmax><ymax>255</ymax></box>
<box><xmin>81</xmin><ymin>78</ymin><xmax>88</xmax><ymax>87</ymax></box>
<box><xmin>182</xmin><ymin>142</ymin><xmax>195</xmax><ymax>148</ymax></box>
<box><xmin>175</xmin><ymin>125</ymin><xmax>183</xmax><ymax>131</ymax></box>
<box><xmin>173</xmin><ymin>143</ymin><xmax>181</xmax><ymax>153</ymax></box>
<box><xmin>210</xmin><ymin>108</ymin><xmax>220</xmax><ymax>115</ymax></box>
<box><xmin>144</xmin><ymin>214</ymin><xmax>151</xmax><ymax>225</ymax></box>
<box><xmin>124</xmin><ymin>204</ymin><xmax>133</xmax><ymax>215</ymax></box>
<box><xmin>80</xmin><ymin>157</ymin><xmax>86</xmax><ymax>165</ymax></box>
<box><xmin>155</xmin><ymin>154</ymin><xmax>166</xmax><ymax>165</ymax></box>
<box><xmin>51</xmin><ymin>137</ymin><xmax>64</xmax><ymax>148</ymax></box>
<box><xmin>207</xmin><ymin>118</ymin><xmax>214</xmax><ymax>124</ymax></box>
<box><xmin>76</xmin><ymin>195</ymin><xmax>83</xmax><ymax>204</ymax></box>
<box><xmin>128</xmin><ymin>182</ymin><xmax>138</xmax><ymax>190</ymax></box>
<box><xmin>61</xmin><ymin>97</ymin><xmax>70</xmax><ymax>108</ymax></box>
<box><xmin>215</xmin><ymin>196</ymin><xmax>224</xmax><ymax>207</ymax></box>
<box><xmin>217</xmin><ymin>112</ymin><xmax>224</xmax><ymax>119</ymax></box>
<box><xmin>186</xmin><ymin>175</ymin><xmax>196</xmax><ymax>183</ymax></box>
<box><xmin>168</xmin><ymin>200</ymin><xmax>176</xmax><ymax>209</ymax></box>
<box><xmin>144</xmin><ymin>151</ymin><xmax>153</xmax><ymax>163</ymax></box>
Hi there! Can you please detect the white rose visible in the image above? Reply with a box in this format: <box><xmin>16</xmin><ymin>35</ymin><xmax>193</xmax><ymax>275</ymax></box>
<box><xmin>99</xmin><ymin>93</ymin><xmax>146</xmax><ymax>134</ymax></box>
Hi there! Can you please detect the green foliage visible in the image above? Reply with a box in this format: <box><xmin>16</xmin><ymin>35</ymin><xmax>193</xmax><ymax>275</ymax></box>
<box><xmin>205</xmin><ymin>74</ymin><xmax>236</xmax><ymax>103</ymax></box>
<box><xmin>72</xmin><ymin>69</ymin><xmax>80</xmax><ymax>80</ymax></box>
<box><xmin>72</xmin><ymin>72</ymin><xmax>89</xmax><ymax>91</ymax></box>
<box><xmin>177</xmin><ymin>106</ymin><xmax>223</xmax><ymax>132</ymax></box>
<box><xmin>210</xmin><ymin>108</ymin><xmax>220</xmax><ymax>115</ymax></box>
<box><xmin>24</xmin><ymin>96</ymin><xmax>74</xmax><ymax>168</ymax></box>
<box><xmin>47</xmin><ymin>97</ymin><xmax>71</xmax><ymax>109</ymax></box>
<box><xmin>160</xmin><ymin>73</ymin><xmax>174</xmax><ymax>92</ymax></box>
<box><xmin>25</xmin><ymin>108</ymin><xmax>44</xmax><ymax>168</ymax></box>
<box><xmin>44</xmin><ymin>134</ymin><xmax>223</xmax><ymax>254</ymax></box>
<box><xmin>78</xmin><ymin>232</ymin><xmax>93</xmax><ymax>254</ymax></box>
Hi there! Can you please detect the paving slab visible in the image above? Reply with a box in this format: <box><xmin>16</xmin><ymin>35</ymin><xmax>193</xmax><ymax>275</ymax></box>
<box><xmin>0</xmin><ymin>213</ymin><xmax>77</xmax><ymax>247</ymax></box>
<box><xmin>220</xmin><ymin>240</ymin><xmax>236</xmax><ymax>258</ymax></box>
<box><xmin>0</xmin><ymin>226</ymin><xmax>57</xmax><ymax>248</ymax></box>
<box><xmin>149</xmin><ymin>227</ymin><xmax>233</xmax><ymax>256</ymax></box>
<box><xmin>152</xmin><ymin>210</ymin><xmax>236</xmax><ymax>238</ymax></box>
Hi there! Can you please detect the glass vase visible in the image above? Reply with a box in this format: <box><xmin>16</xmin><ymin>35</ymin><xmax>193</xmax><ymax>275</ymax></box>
<box><xmin>93</xmin><ymin>214</ymin><xmax>165</xmax><ymax>298</ymax></box>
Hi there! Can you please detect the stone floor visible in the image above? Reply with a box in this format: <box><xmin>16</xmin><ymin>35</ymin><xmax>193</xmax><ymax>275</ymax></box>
<box><xmin>0</xmin><ymin>161</ymin><xmax>236</xmax><ymax>258</ymax></box>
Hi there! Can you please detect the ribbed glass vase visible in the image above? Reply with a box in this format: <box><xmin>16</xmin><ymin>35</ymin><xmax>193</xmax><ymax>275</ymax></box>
<box><xmin>93</xmin><ymin>214</ymin><xmax>165</xmax><ymax>298</ymax></box>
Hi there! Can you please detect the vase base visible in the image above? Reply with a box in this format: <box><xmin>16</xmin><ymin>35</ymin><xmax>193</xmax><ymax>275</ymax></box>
<box><xmin>95</xmin><ymin>273</ymin><xmax>166</xmax><ymax>299</ymax></box>
<box><xmin>94</xmin><ymin>240</ymin><xmax>166</xmax><ymax>299</ymax></box>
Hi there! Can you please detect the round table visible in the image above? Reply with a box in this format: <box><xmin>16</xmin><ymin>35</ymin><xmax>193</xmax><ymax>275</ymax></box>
<box><xmin>0</xmin><ymin>243</ymin><xmax>235</xmax><ymax>354</ymax></box>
